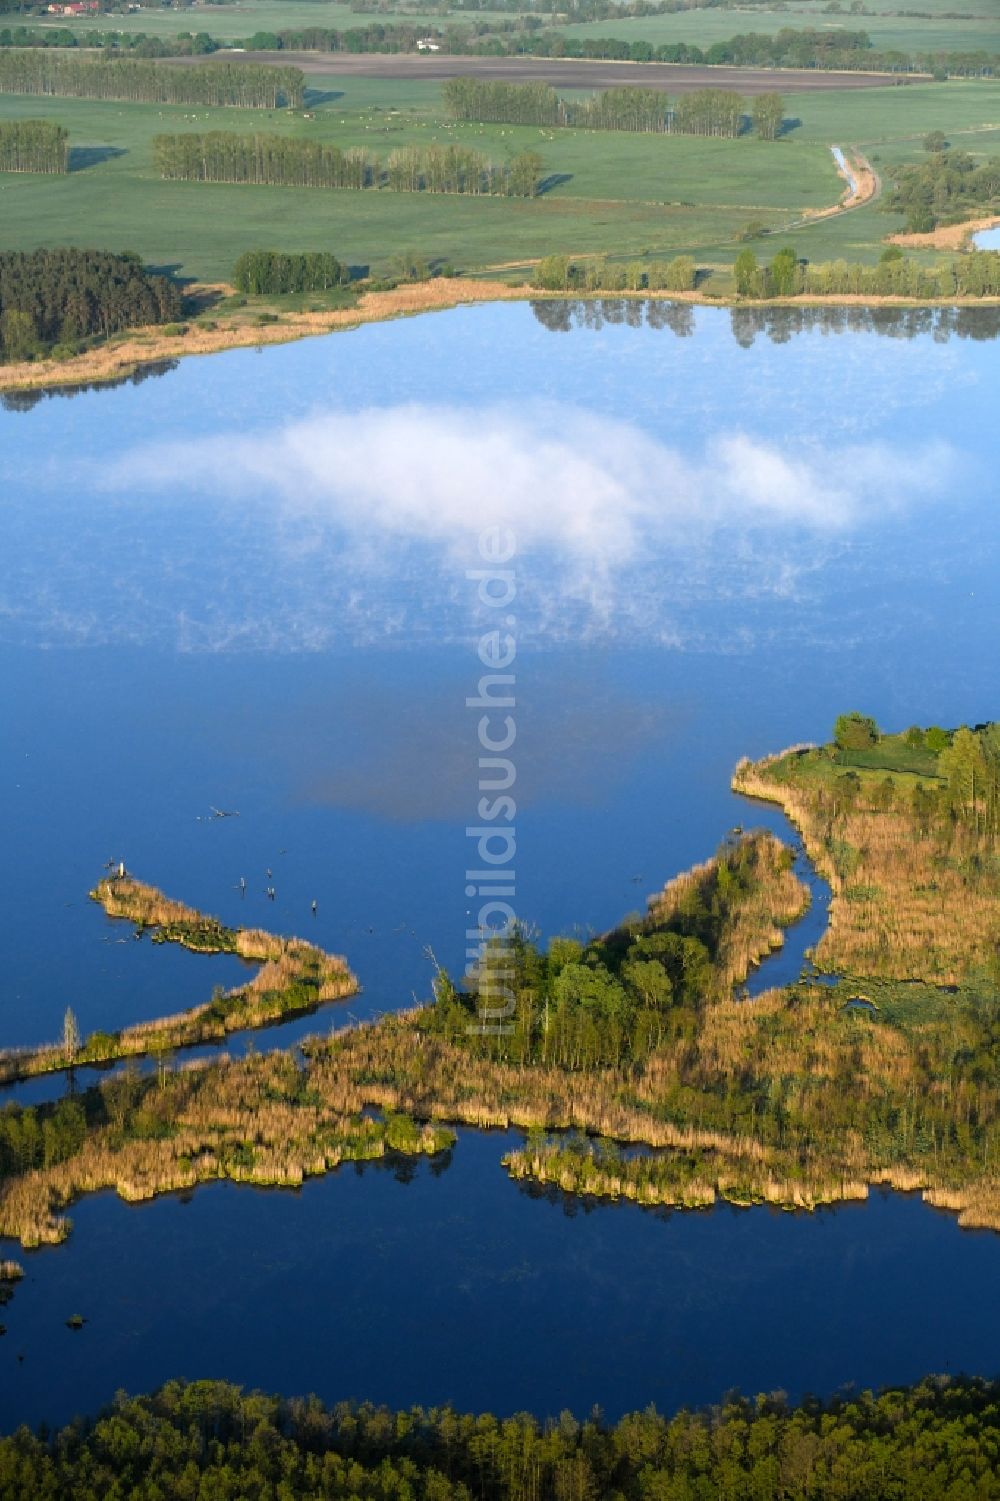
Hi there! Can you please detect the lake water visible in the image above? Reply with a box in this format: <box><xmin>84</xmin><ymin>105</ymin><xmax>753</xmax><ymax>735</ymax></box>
<box><xmin>973</xmin><ymin>226</ymin><xmax>1000</xmax><ymax>250</ymax></box>
<box><xmin>2</xmin><ymin>301</ymin><xmax>999</xmax><ymax>1428</ymax></box>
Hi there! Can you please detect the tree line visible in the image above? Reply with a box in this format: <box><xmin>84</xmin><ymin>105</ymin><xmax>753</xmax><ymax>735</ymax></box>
<box><xmin>0</xmin><ymin>52</ymin><xmax>304</xmax><ymax>106</ymax></box>
<box><xmin>88</xmin><ymin>16</ymin><xmax>995</xmax><ymax>80</ymax></box>
<box><xmin>153</xmin><ymin>132</ymin><xmax>545</xmax><ymax>197</ymax></box>
<box><xmin>443</xmin><ymin>78</ymin><xmax>783</xmax><ymax>137</ymax></box>
<box><xmin>0</xmin><ymin>116</ymin><xmax>66</xmax><ymax>172</ymax></box>
<box><xmin>734</xmin><ymin>244</ymin><xmax>1000</xmax><ymax>300</ymax></box>
<box><xmin>0</xmin><ymin>24</ymin><xmax>221</xmax><ymax>56</ymax></box>
<box><xmin>4</xmin><ymin>1373</ymin><xmax>1000</xmax><ymax>1499</ymax></box>
<box><xmin>232</xmin><ymin>250</ymin><xmax>348</xmax><ymax>295</ymax></box>
<box><xmin>535</xmin><ymin>253</ymin><xmax>697</xmax><ymax>292</ymax></box>
<box><xmin>0</xmin><ymin>248</ymin><xmax>181</xmax><ymax>363</ymax></box>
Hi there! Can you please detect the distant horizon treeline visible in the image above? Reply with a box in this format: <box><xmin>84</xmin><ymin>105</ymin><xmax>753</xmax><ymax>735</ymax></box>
<box><xmin>442</xmin><ymin>78</ymin><xmax>784</xmax><ymax>138</ymax></box>
<box><xmin>0</xmin><ymin>52</ymin><xmax>304</xmax><ymax>106</ymax></box>
<box><xmin>0</xmin><ymin>5</ymin><xmax>997</xmax><ymax>78</ymax></box>
<box><xmin>0</xmin><ymin>116</ymin><xmax>66</xmax><ymax>172</ymax></box>
<box><xmin>0</xmin><ymin>248</ymin><xmax>181</xmax><ymax>363</ymax></box>
<box><xmin>153</xmin><ymin>132</ymin><xmax>545</xmax><ymax>196</ymax></box>
<box><xmin>736</xmin><ymin>244</ymin><xmax>1000</xmax><ymax>300</ymax></box>
<box><xmin>3</xmin><ymin>1375</ymin><xmax>1000</xmax><ymax>1499</ymax></box>
<box><xmin>108</xmin><ymin>18</ymin><xmax>999</xmax><ymax>82</ymax></box>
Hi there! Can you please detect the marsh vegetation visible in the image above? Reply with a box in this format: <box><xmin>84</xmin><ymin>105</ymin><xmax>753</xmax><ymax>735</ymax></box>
<box><xmin>734</xmin><ymin>717</ymin><xmax>1000</xmax><ymax>984</ymax></box>
<box><xmin>0</xmin><ymin>874</ymin><xmax>356</xmax><ymax>1083</ymax></box>
<box><xmin>2</xmin><ymin>721</ymin><xmax>998</xmax><ymax>1245</ymax></box>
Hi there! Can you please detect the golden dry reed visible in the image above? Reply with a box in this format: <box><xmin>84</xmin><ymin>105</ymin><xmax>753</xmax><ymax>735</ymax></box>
<box><xmin>0</xmin><ymin>875</ymin><xmax>356</xmax><ymax>1083</ymax></box>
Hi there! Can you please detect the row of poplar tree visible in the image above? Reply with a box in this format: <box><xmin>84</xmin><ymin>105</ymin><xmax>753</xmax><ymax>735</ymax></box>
<box><xmin>442</xmin><ymin>78</ymin><xmax>784</xmax><ymax>138</ymax></box>
<box><xmin>153</xmin><ymin>133</ymin><xmax>545</xmax><ymax>196</ymax></box>
<box><xmin>0</xmin><ymin>118</ymin><xmax>66</xmax><ymax>173</ymax></box>
<box><xmin>0</xmin><ymin>52</ymin><xmax>304</xmax><ymax>107</ymax></box>
<box><xmin>736</xmin><ymin>245</ymin><xmax>1000</xmax><ymax>300</ymax></box>
<box><xmin>535</xmin><ymin>253</ymin><xmax>697</xmax><ymax>293</ymax></box>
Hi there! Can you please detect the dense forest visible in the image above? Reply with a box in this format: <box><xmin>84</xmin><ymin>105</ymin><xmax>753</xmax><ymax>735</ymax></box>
<box><xmin>232</xmin><ymin>251</ymin><xmax>349</xmax><ymax>295</ymax></box>
<box><xmin>1</xmin><ymin>1376</ymin><xmax>1000</xmax><ymax>1500</ymax></box>
<box><xmin>153</xmin><ymin>132</ymin><xmax>545</xmax><ymax>197</ymax></box>
<box><xmin>442</xmin><ymin>78</ymin><xmax>778</xmax><ymax>137</ymax></box>
<box><xmin>889</xmin><ymin>148</ymin><xmax>1000</xmax><ymax>232</ymax></box>
<box><xmin>0</xmin><ymin>249</ymin><xmax>180</xmax><ymax>363</ymax></box>
<box><xmin>733</xmin><ymin>245</ymin><xmax>1000</xmax><ymax>300</ymax></box>
<box><xmin>0</xmin><ymin>53</ymin><xmax>304</xmax><ymax>106</ymax></box>
<box><xmin>0</xmin><ymin>117</ymin><xmax>66</xmax><ymax>173</ymax></box>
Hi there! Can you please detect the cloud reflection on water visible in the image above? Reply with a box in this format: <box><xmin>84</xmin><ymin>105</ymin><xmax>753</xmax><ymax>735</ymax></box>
<box><xmin>87</xmin><ymin>401</ymin><xmax>956</xmax><ymax>651</ymax></box>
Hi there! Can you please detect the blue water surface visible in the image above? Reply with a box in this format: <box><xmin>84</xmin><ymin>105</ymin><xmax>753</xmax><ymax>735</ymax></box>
<box><xmin>1</xmin><ymin>301</ymin><xmax>998</xmax><ymax>1427</ymax></box>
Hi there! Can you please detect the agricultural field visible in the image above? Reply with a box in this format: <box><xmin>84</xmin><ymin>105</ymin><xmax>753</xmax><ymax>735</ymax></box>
<box><xmin>554</xmin><ymin>8</ymin><xmax>1000</xmax><ymax>58</ymax></box>
<box><xmin>33</xmin><ymin>0</ymin><xmax>1000</xmax><ymax>55</ymax></box>
<box><xmin>1</xmin><ymin>66</ymin><xmax>999</xmax><ymax>283</ymax></box>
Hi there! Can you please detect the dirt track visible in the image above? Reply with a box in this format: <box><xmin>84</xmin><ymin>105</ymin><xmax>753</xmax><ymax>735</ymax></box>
<box><xmin>213</xmin><ymin>50</ymin><xmax>906</xmax><ymax>94</ymax></box>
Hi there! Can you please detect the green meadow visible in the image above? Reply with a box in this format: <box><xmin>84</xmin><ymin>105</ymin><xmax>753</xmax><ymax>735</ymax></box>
<box><xmin>556</xmin><ymin>6</ymin><xmax>1000</xmax><ymax>57</ymax></box>
<box><xmin>1</xmin><ymin>72</ymin><xmax>999</xmax><ymax>282</ymax></box>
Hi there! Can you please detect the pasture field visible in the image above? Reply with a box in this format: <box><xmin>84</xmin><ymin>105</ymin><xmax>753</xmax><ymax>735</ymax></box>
<box><xmin>33</xmin><ymin>1</ymin><xmax>455</xmax><ymax>41</ymax></box>
<box><xmin>556</xmin><ymin>7</ymin><xmax>1000</xmax><ymax>57</ymax></box>
<box><xmin>0</xmin><ymin>72</ymin><xmax>999</xmax><ymax>282</ymax></box>
<box><xmin>32</xmin><ymin>0</ymin><xmax>1000</xmax><ymax>55</ymax></box>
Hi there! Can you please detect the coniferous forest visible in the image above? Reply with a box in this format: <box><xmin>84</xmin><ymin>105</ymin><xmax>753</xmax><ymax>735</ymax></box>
<box><xmin>0</xmin><ymin>118</ymin><xmax>67</xmax><ymax>174</ymax></box>
<box><xmin>0</xmin><ymin>53</ymin><xmax>304</xmax><ymax>108</ymax></box>
<box><xmin>0</xmin><ymin>249</ymin><xmax>182</xmax><ymax>362</ymax></box>
<box><xmin>0</xmin><ymin>1375</ymin><xmax>998</xmax><ymax>1500</ymax></box>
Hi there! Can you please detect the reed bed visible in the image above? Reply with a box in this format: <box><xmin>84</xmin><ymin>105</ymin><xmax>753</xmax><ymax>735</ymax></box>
<box><xmin>0</xmin><ymin>1048</ymin><xmax>452</xmax><ymax>1246</ymax></box>
<box><xmin>647</xmin><ymin>831</ymin><xmax>808</xmax><ymax>998</ymax></box>
<box><xmin>3</xmin><ymin>973</ymin><xmax>998</xmax><ymax>1241</ymax></box>
<box><xmin>503</xmin><ymin>1138</ymin><xmax>872</xmax><ymax>1214</ymax></box>
<box><xmin>0</xmin><ymin>875</ymin><xmax>356</xmax><ymax>1084</ymax></box>
<box><xmin>734</xmin><ymin>751</ymin><xmax>1000</xmax><ymax>983</ymax></box>
<box><xmin>2</xmin><ymin>800</ymin><xmax>997</xmax><ymax>1239</ymax></box>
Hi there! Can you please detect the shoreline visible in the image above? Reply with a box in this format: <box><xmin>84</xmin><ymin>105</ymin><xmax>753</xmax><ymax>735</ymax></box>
<box><xmin>889</xmin><ymin>213</ymin><xmax>1000</xmax><ymax>251</ymax></box>
<box><xmin>3</xmin><ymin>276</ymin><xmax>1000</xmax><ymax>396</ymax></box>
